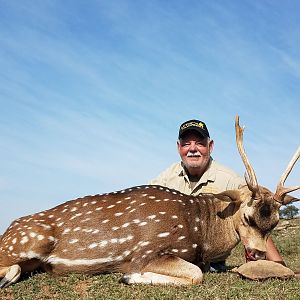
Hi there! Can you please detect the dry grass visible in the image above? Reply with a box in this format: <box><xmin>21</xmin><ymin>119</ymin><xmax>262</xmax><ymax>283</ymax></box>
<box><xmin>0</xmin><ymin>218</ymin><xmax>299</xmax><ymax>300</ymax></box>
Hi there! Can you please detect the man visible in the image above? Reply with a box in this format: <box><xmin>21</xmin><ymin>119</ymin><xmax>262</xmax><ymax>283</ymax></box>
<box><xmin>149</xmin><ymin>119</ymin><xmax>284</xmax><ymax>271</ymax></box>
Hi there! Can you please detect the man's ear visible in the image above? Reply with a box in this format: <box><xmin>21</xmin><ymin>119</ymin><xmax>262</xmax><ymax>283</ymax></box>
<box><xmin>209</xmin><ymin>139</ymin><xmax>214</xmax><ymax>155</ymax></box>
<box><xmin>177</xmin><ymin>140</ymin><xmax>181</xmax><ymax>153</ymax></box>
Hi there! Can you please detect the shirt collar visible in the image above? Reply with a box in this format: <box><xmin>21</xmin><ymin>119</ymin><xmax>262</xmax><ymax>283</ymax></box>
<box><xmin>179</xmin><ymin>158</ymin><xmax>216</xmax><ymax>184</ymax></box>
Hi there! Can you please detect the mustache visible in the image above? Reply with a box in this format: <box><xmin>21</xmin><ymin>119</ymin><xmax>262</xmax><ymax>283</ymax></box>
<box><xmin>187</xmin><ymin>151</ymin><xmax>201</xmax><ymax>157</ymax></box>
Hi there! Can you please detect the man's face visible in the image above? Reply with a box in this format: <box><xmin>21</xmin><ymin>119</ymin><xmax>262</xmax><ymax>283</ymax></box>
<box><xmin>177</xmin><ymin>131</ymin><xmax>214</xmax><ymax>174</ymax></box>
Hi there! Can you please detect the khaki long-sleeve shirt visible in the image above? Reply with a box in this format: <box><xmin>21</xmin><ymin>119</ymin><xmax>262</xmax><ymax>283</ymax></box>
<box><xmin>149</xmin><ymin>159</ymin><xmax>245</xmax><ymax>195</ymax></box>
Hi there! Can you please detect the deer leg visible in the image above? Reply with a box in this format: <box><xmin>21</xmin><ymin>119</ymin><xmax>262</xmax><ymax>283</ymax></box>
<box><xmin>0</xmin><ymin>265</ymin><xmax>21</xmax><ymax>288</ymax></box>
<box><xmin>121</xmin><ymin>255</ymin><xmax>203</xmax><ymax>285</ymax></box>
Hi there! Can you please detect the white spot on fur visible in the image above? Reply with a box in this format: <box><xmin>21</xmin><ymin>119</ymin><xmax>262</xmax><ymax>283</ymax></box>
<box><xmin>147</xmin><ymin>215</ymin><xmax>156</xmax><ymax>220</ymax></box>
<box><xmin>46</xmin><ymin>255</ymin><xmax>115</xmax><ymax>266</ymax></box>
<box><xmin>139</xmin><ymin>222</ymin><xmax>148</xmax><ymax>226</ymax></box>
<box><xmin>140</xmin><ymin>241</ymin><xmax>150</xmax><ymax>247</ymax></box>
<box><xmin>69</xmin><ymin>239</ymin><xmax>79</xmax><ymax>244</ymax></box>
<box><xmin>39</xmin><ymin>224</ymin><xmax>52</xmax><ymax>230</ymax></box>
<box><xmin>157</xmin><ymin>232</ymin><xmax>170</xmax><ymax>238</ymax></box>
<box><xmin>20</xmin><ymin>251</ymin><xmax>43</xmax><ymax>259</ymax></box>
<box><xmin>37</xmin><ymin>235</ymin><xmax>44</xmax><ymax>240</ymax></box>
<box><xmin>48</xmin><ymin>236</ymin><xmax>56</xmax><ymax>242</ymax></box>
<box><xmin>81</xmin><ymin>218</ymin><xmax>91</xmax><ymax>223</ymax></box>
<box><xmin>88</xmin><ymin>243</ymin><xmax>98</xmax><ymax>249</ymax></box>
<box><xmin>132</xmin><ymin>219</ymin><xmax>140</xmax><ymax>224</ymax></box>
<box><xmin>20</xmin><ymin>236</ymin><xmax>29</xmax><ymax>244</ymax></box>
<box><xmin>99</xmin><ymin>240</ymin><xmax>108</xmax><ymax>247</ymax></box>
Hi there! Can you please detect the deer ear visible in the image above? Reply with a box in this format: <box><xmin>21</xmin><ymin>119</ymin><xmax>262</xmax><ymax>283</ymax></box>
<box><xmin>281</xmin><ymin>195</ymin><xmax>300</xmax><ymax>205</ymax></box>
<box><xmin>215</xmin><ymin>190</ymin><xmax>242</xmax><ymax>203</ymax></box>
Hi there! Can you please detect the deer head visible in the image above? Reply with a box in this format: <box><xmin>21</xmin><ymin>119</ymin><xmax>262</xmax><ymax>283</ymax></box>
<box><xmin>233</xmin><ymin>115</ymin><xmax>300</xmax><ymax>260</ymax></box>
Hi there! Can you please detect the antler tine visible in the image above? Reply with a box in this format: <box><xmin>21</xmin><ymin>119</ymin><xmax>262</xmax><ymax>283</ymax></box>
<box><xmin>273</xmin><ymin>146</ymin><xmax>300</xmax><ymax>203</ymax></box>
<box><xmin>235</xmin><ymin>115</ymin><xmax>259</xmax><ymax>194</ymax></box>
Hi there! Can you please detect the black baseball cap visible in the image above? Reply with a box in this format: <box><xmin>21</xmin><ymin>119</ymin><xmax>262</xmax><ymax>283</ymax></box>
<box><xmin>178</xmin><ymin>119</ymin><xmax>210</xmax><ymax>139</ymax></box>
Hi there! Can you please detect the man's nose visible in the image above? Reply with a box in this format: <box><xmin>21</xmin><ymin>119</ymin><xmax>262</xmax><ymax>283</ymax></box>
<box><xmin>189</xmin><ymin>142</ymin><xmax>197</xmax><ymax>151</ymax></box>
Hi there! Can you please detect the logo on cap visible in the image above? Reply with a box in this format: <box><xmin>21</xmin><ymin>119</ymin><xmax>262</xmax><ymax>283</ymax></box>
<box><xmin>180</xmin><ymin>121</ymin><xmax>204</xmax><ymax>130</ymax></box>
<box><xmin>178</xmin><ymin>119</ymin><xmax>210</xmax><ymax>138</ymax></box>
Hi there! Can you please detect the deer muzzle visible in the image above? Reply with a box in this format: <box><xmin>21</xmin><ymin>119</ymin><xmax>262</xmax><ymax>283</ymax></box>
<box><xmin>244</xmin><ymin>247</ymin><xmax>266</xmax><ymax>262</ymax></box>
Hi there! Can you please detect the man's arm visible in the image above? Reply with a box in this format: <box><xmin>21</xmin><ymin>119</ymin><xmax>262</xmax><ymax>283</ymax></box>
<box><xmin>266</xmin><ymin>237</ymin><xmax>285</xmax><ymax>265</ymax></box>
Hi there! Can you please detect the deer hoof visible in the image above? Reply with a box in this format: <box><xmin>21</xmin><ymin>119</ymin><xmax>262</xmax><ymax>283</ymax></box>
<box><xmin>0</xmin><ymin>265</ymin><xmax>21</xmax><ymax>288</ymax></box>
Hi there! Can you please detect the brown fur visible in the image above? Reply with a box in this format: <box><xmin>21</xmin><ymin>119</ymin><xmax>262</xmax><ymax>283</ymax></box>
<box><xmin>0</xmin><ymin>183</ymin><xmax>294</xmax><ymax>287</ymax></box>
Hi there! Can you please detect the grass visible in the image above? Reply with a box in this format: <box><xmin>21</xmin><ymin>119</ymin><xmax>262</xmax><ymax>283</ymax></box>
<box><xmin>0</xmin><ymin>218</ymin><xmax>299</xmax><ymax>300</ymax></box>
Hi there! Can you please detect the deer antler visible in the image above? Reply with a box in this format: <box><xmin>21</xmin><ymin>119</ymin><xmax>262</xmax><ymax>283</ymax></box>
<box><xmin>273</xmin><ymin>147</ymin><xmax>300</xmax><ymax>204</ymax></box>
<box><xmin>235</xmin><ymin>115</ymin><xmax>259</xmax><ymax>196</ymax></box>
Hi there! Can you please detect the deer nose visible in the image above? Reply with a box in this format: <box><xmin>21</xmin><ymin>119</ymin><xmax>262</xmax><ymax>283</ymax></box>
<box><xmin>254</xmin><ymin>250</ymin><xmax>266</xmax><ymax>260</ymax></box>
<box><xmin>245</xmin><ymin>248</ymin><xmax>266</xmax><ymax>262</ymax></box>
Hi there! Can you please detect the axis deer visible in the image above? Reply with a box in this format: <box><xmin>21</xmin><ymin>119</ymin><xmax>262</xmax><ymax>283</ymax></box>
<box><xmin>0</xmin><ymin>116</ymin><xmax>299</xmax><ymax>287</ymax></box>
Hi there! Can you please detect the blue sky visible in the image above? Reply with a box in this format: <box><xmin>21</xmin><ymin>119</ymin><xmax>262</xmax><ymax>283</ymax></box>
<box><xmin>0</xmin><ymin>1</ymin><xmax>299</xmax><ymax>232</ymax></box>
